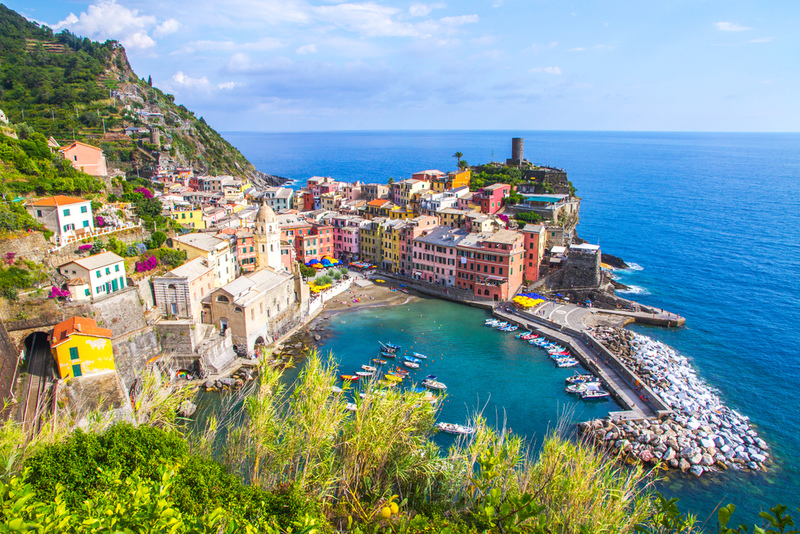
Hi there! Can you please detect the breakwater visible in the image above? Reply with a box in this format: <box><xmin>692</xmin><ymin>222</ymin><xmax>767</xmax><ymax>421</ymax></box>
<box><xmin>581</xmin><ymin>328</ymin><xmax>769</xmax><ymax>475</ymax></box>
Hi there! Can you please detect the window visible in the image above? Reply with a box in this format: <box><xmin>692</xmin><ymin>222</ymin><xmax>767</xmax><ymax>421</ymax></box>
<box><xmin>36</xmin><ymin>210</ymin><xmax>43</xmax><ymax>217</ymax></box>
<box><xmin>115</xmin><ymin>265</ymin><xmax>119</xmax><ymax>272</ymax></box>
<box><xmin>84</xmin><ymin>288</ymin><xmax>90</xmax><ymax>297</ymax></box>
<box><xmin>69</xmin><ymin>347</ymin><xmax>79</xmax><ymax>360</ymax></box>
<box><xmin>82</xmin><ymin>220</ymin><xmax>89</xmax><ymax>228</ymax></box>
<box><xmin>63</xmin><ymin>208</ymin><xmax>70</xmax><ymax>216</ymax></box>
<box><xmin>216</xmin><ymin>295</ymin><xmax>229</xmax><ymax>303</ymax></box>
<box><xmin>96</xmin><ymin>270</ymin><xmax>102</xmax><ymax>278</ymax></box>
<box><xmin>81</xmin><ymin>206</ymin><xmax>88</xmax><ymax>214</ymax></box>
<box><xmin>105</xmin><ymin>267</ymin><xmax>110</xmax><ymax>275</ymax></box>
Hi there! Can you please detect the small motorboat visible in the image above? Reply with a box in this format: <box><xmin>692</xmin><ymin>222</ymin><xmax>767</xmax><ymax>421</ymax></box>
<box><xmin>403</xmin><ymin>360</ymin><xmax>419</xmax><ymax>369</ymax></box>
<box><xmin>413</xmin><ymin>352</ymin><xmax>428</xmax><ymax>359</ymax></box>
<box><xmin>331</xmin><ymin>386</ymin><xmax>343</xmax><ymax>394</ymax></box>
<box><xmin>394</xmin><ymin>367</ymin><xmax>409</xmax><ymax>376</ymax></box>
<box><xmin>378</xmin><ymin>379</ymin><xmax>398</xmax><ymax>388</ymax></box>
<box><xmin>361</xmin><ymin>365</ymin><xmax>377</xmax><ymax>372</ymax></box>
<box><xmin>566</xmin><ymin>373</ymin><xmax>595</xmax><ymax>384</ymax></box>
<box><xmin>581</xmin><ymin>388</ymin><xmax>610</xmax><ymax>399</ymax></box>
<box><xmin>515</xmin><ymin>331</ymin><xmax>532</xmax><ymax>339</ymax></box>
<box><xmin>384</xmin><ymin>342</ymin><xmax>401</xmax><ymax>351</ymax></box>
<box><xmin>436</xmin><ymin>422</ymin><xmax>474</xmax><ymax>435</ymax></box>
<box><xmin>355</xmin><ymin>370</ymin><xmax>374</xmax><ymax>377</ymax></box>
<box><xmin>345</xmin><ymin>402</ymin><xmax>358</xmax><ymax>412</ymax></box>
<box><xmin>381</xmin><ymin>351</ymin><xmax>396</xmax><ymax>358</ymax></box>
<box><xmin>422</xmin><ymin>378</ymin><xmax>447</xmax><ymax>391</ymax></box>
<box><xmin>399</xmin><ymin>288</ymin><xmax>409</xmax><ymax>293</ymax></box>
<box><xmin>565</xmin><ymin>383</ymin><xmax>587</xmax><ymax>394</ymax></box>
<box><xmin>372</xmin><ymin>358</ymin><xmax>387</xmax><ymax>365</ymax></box>
<box><xmin>500</xmin><ymin>325</ymin><xmax>519</xmax><ymax>332</ymax></box>
<box><xmin>404</xmin><ymin>355</ymin><xmax>421</xmax><ymax>363</ymax></box>
<box><xmin>385</xmin><ymin>373</ymin><xmax>403</xmax><ymax>382</ymax></box>
<box><xmin>340</xmin><ymin>374</ymin><xmax>359</xmax><ymax>382</ymax></box>
<box><xmin>556</xmin><ymin>359</ymin><xmax>579</xmax><ymax>368</ymax></box>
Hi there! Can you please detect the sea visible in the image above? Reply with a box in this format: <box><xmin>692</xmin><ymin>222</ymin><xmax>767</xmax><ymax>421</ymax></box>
<box><xmin>222</xmin><ymin>130</ymin><xmax>800</xmax><ymax>521</ymax></box>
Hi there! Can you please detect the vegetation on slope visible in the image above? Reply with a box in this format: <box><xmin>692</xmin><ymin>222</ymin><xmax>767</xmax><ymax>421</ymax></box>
<box><xmin>2</xmin><ymin>351</ymin><xmax>792</xmax><ymax>533</ymax></box>
<box><xmin>0</xmin><ymin>4</ymin><xmax>261</xmax><ymax>179</ymax></box>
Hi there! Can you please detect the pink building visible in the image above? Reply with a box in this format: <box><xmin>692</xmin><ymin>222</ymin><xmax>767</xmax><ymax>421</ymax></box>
<box><xmin>412</xmin><ymin>170</ymin><xmax>446</xmax><ymax>182</ymax></box>
<box><xmin>59</xmin><ymin>141</ymin><xmax>107</xmax><ymax>176</ymax></box>
<box><xmin>398</xmin><ymin>215</ymin><xmax>438</xmax><ymax>275</ymax></box>
<box><xmin>333</xmin><ymin>225</ymin><xmax>360</xmax><ymax>261</ymax></box>
<box><xmin>455</xmin><ymin>229</ymin><xmax>525</xmax><ymax>301</ymax></box>
<box><xmin>474</xmin><ymin>183</ymin><xmax>511</xmax><ymax>215</ymax></box>
<box><xmin>411</xmin><ymin>226</ymin><xmax>467</xmax><ymax>285</ymax></box>
<box><xmin>342</xmin><ymin>181</ymin><xmax>363</xmax><ymax>201</ymax></box>
<box><xmin>521</xmin><ymin>224</ymin><xmax>546</xmax><ymax>283</ymax></box>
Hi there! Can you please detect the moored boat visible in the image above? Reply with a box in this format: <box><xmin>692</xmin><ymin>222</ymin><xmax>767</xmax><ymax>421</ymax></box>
<box><xmin>515</xmin><ymin>331</ymin><xmax>533</xmax><ymax>339</ymax></box>
<box><xmin>435</xmin><ymin>422</ymin><xmax>474</xmax><ymax>435</ymax></box>
<box><xmin>345</xmin><ymin>402</ymin><xmax>358</xmax><ymax>412</ymax></box>
<box><xmin>381</xmin><ymin>351</ymin><xmax>396</xmax><ymax>358</ymax></box>
<box><xmin>340</xmin><ymin>374</ymin><xmax>359</xmax><ymax>382</ymax></box>
<box><xmin>372</xmin><ymin>358</ymin><xmax>387</xmax><ymax>365</ymax></box>
<box><xmin>355</xmin><ymin>370</ymin><xmax>374</xmax><ymax>377</ymax></box>
<box><xmin>403</xmin><ymin>360</ymin><xmax>420</xmax><ymax>369</ymax></box>
<box><xmin>361</xmin><ymin>365</ymin><xmax>377</xmax><ymax>372</ymax></box>
<box><xmin>394</xmin><ymin>367</ymin><xmax>409</xmax><ymax>376</ymax></box>
<box><xmin>422</xmin><ymin>378</ymin><xmax>447</xmax><ymax>391</ymax></box>
<box><xmin>404</xmin><ymin>355</ymin><xmax>421</xmax><ymax>363</ymax></box>
<box><xmin>412</xmin><ymin>352</ymin><xmax>428</xmax><ymax>359</ymax></box>
<box><xmin>566</xmin><ymin>372</ymin><xmax>595</xmax><ymax>384</ymax></box>
<box><xmin>581</xmin><ymin>388</ymin><xmax>610</xmax><ymax>399</ymax></box>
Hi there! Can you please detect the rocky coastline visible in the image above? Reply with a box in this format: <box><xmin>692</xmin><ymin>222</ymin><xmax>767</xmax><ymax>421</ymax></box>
<box><xmin>580</xmin><ymin>328</ymin><xmax>769</xmax><ymax>476</ymax></box>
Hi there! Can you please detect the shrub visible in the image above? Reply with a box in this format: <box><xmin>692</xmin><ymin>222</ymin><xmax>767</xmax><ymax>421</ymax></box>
<box><xmin>48</xmin><ymin>286</ymin><xmax>71</xmax><ymax>299</ymax></box>
<box><xmin>135</xmin><ymin>255</ymin><xmax>158</xmax><ymax>273</ymax></box>
<box><xmin>133</xmin><ymin>186</ymin><xmax>154</xmax><ymax>199</ymax></box>
<box><xmin>78</xmin><ymin>244</ymin><xmax>93</xmax><ymax>252</ymax></box>
<box><xmin>148</xmin><ymin>230</ymin><xmax>167</xmax><ymax>249</ymax></box>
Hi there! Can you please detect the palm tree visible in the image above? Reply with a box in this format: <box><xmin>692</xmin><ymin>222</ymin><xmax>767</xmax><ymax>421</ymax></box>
<box><xmin>452</xmin><ymin>151</ymin><xmax>463</xmax><ymax>170</ymax></box>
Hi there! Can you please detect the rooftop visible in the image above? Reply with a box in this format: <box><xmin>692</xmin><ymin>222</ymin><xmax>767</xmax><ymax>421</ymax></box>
<box><xmin>215</xmin><ymin>268</ymin><xmax>292</xmax><ymax>307</ymax></box>
<box><xmin>51</xmin><ymin>316</ymin><xmax>112</xmax><ymax>348</ymax></box>
<box><xmin>63</xmin><ymin>251</ymin><xmax>124</xmax><ymax>271</ymax></box>
<box><xmin>30</xmin><ymin>195</ymin><xmax>89</xmax><ymax>207</ymax></box>
<box><xmin>158</xmin><ymin>256</ymin><xmax>212</xmax><ymax>281</ymax></box>
<box><xmin>415</xmin><ymin>226</ymin><xmax>468</xmax><ymax>247</ymax></box>
<box><xmin>172</xmin><ymin>233</ymin><xmax>227</xmax><ymax>252</ymax></box>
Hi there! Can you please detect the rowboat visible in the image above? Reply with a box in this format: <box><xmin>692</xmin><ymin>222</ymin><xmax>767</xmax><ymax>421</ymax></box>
<box><xmin>385</xmin><ymin>373</ymin><xmax>403</xmax><ymax>382</ymax></box>
<box><xmin>556</xmin><ymin>359</ymin><xmax>579</xmax><ymax>368</ymax></box>
<box><xmin>404</xmin><ymin>355</ymin><xmax>421</xmax><ymax>363</ymax></box>
<box><xmin>412</xmin><ymin>352</ymin><xmax>428</xmax><ymax>359</ymax></box>
<box><xmin>355</xmin><ymin>370</ymin><xmax>374</xmax><ymax>377</ymax></box>
<box><xmin>378</xmin><ymin>380</ymin><xmax>397</xmax><ymax>388</ymax></box>
<box><xmin>331</xmin><ymin>386</ymin><xmax>343</xmax><ymax>394</ymax></box>
<box><xmin>382</xmin><ymin>342</ymin><xmax>401</xmax><ymax>351</ymax></box>
<box><xmin>422</xmin><ymin>378</ymin><xmax>447</xmax><ymax>391</ymax></box>
<box><xmin>403</xmin><ymin>360</ymin><xmax>419</xmax><ymax>369</ymax></box>
<box><xmin>340</xmin><ymin>374</ymin><xmax>359</xmax><ymax>381</ymax></box>
<box><xmin>394</xmin><ymin>367</ymin><xmax>409</xmax><ymax>376</ymax></box>
<box><xmin>372</xmin><ymin>358</ymin><xmax>387</xmax><ymax>365</ymax></box>
<box><xmin>381</xmin><ymin>351</ymin><xmax>396</xmax><ymax>358</ymax></box>
<box><xmin>361</xmin><ymin>365</ymin><xmax>377</xmax><ymax>372</ymax></box>
<box><xmin>515</xmin><ymin>331</ymin><xmax>532</xmax><ymax>338</ymax></box>
<box><xmin>345</xmin><ymin>402</ymin><xmax>358</xmax><ymax>412</ymax></box>
<box><xmin>435</xmin><ymin>422</ymin><xmax>474</xmax><ymax>435</ymax></box>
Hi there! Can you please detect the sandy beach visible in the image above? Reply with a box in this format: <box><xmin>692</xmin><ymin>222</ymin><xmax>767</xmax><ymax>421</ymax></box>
<box><xmin>320</xmin><ymin>278</ymin><xmax>418</xmax><ymax>315</ymax></box>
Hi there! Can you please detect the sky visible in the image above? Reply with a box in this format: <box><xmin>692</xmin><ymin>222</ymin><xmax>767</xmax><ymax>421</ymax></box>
<box><xmin>7</xmin><ymin>0</ymin><xmax>799</xmax><ymax>132</ymax></box>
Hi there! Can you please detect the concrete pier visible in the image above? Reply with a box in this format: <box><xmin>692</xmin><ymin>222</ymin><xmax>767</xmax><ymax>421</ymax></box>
<box><xmin>492</xmin><ymin>307</ymin><xmax>672</xmax><ymax>421</ymax></box>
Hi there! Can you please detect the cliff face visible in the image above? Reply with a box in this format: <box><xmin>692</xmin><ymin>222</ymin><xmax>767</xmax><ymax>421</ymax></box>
<box><xmin>0</xmin><ymin>5</ymin><xmax>285</xmax><ymax>185</ymax></box>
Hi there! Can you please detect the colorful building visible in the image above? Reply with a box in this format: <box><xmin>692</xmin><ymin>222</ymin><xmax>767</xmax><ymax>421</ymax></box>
<box><xmin>50</xmin><ymin>316</ymin><xmax>114</xmax><ymax>379</ymax></box>
<box><xmin>59</xmin><ymin>141</ymin><xmax>108</xmax><ymax>176</ymax></box>
<box><xmin>170</xmin><ymin>208</ymin><xmax>206</xmax><ymax>229</ymax></box>
<box><xmin>27</xmin><ymin>195</ymin><xmax>95</xmax><ymax>245</ymax></box>
<box><xmin>473</xmin><ymin>183</ymin><xmax>511</xmax><ymax>215</ymax></box>
<box><xmin>170</xmin><ymin>233</ymin><xmax>235</xmax><ymax>287</ymax></box>
<box><xmin>411</xmin><ymin>226</ymin><xmax>467</xmax><ymax>285</ymax></box>
<box><xmin>153</xmin><ymin>257</ymin><xmax>215</xmax><ymax>320</ymax></box>
<box><xmin>455</xmin><ymin>229</ymin><xmax>525</xmax><ymax>301</ymax></box>
<box><xmin>57</xmin><ymin>251</ymin><xmax>127</xmax><ymax>302</ymax></box>
<box><xmin>521</xmin><ymin>224</ymin><xmax>546</xmax><ymax>283</ymax></box>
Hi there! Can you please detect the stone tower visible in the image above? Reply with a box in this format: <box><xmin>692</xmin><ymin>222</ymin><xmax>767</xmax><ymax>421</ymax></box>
<box><xmin>254</xmin><ymin>202</ymin><xmax>282</xmax><ymax>271</ymax></box>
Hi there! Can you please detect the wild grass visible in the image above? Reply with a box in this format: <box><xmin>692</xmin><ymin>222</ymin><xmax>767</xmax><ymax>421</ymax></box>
<box><xmin>196</xmin><ymin>349</ymin><xmax>658</xmax><ymax>532</ymax></box>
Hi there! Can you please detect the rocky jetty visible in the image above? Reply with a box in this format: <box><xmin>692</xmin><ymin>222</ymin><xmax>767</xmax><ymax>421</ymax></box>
<box><xmin>580</xmin><ymin>328</ymin><xmax>769</xmax><ymax>475</ymax></box>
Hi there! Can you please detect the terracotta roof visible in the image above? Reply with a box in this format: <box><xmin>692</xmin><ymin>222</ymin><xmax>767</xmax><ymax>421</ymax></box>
<box><xmin>51</xmin><ymin>317</ymin><xmax>113</xmax><ymax>348</ymax></box>
<box><xmin>30</xmin><ymin>195</ymin><xmax>89</xmax><ymax>207</ymax></box>
<box><xmin>367</xmin><ymin>199</ymin><xmax>390</xmax><ymax>207</ymax></box>
<box><xmin>59</xmin><ymin>141</ymin><xmax>103</xmax><ymax>153</ymax></box>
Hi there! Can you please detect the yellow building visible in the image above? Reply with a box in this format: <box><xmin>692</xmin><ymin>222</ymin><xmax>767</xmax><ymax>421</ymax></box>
<box><xmin>171</xmin><ymin>208</ymin><xmax>206</xmax><ymax>229</ymax></box>
<box><xmin>359</xmin><ymin>218</ymin><xmax>385</xmax><ymax>264</ymax></box>
<box><xmin>50</xmin><ymin>317</ymin><xmax>115</xmax><ymax>379</ymax></box>
<box><xmin>432</xmin><ymin>169</ymin><xmax>471</xmax><ymax>192</ymax></box>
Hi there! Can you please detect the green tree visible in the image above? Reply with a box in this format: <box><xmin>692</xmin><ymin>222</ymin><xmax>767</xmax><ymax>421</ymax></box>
<box><xmin>453</xmin><ymin>151</ymin><xmax>464</xmax><ymax>170</ymax></box>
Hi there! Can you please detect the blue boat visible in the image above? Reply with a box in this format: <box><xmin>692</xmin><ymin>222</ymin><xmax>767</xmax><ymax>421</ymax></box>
<box><xmin>412</xmin><ymin>352</ymin><xmax>428</xmax><ymax>359</ymax></box>
<box><xmin>404</xmin><ymin>355</ymin><xmax>421</xmax><ymax>363</ymax></box>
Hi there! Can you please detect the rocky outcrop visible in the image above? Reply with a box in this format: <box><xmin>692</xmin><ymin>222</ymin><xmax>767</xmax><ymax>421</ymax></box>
<box><xmin>580</xmin><ymin>328</ymin><xmax>769</xmax><ymax>475</ymax></box>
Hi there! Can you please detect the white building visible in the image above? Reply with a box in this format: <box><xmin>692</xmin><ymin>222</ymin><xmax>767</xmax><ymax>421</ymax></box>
<box><xmin>254</xmin><ymin>203</ymin><xmax>282</xmax><ymax>271</ymax></box>
<box><xmin>58</xmin><ymin>251</ymin><xmax>127</xmax><ymax>301</ymax></box>
<box><xmin>170</xmin><ymin>233</ymin><xmax>236</xmax><ymax>287</ymax></box>
<box><xmin>27</xmin><ymin>196</ymin><xmax>94</xmax><ymax>245</ymax></box>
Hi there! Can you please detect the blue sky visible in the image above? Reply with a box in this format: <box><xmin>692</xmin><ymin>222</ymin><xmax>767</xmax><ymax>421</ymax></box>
<box><xmin>8</xmin><ymin>0</ymin><xmax>798</xmax><ymax>132</ymax></box>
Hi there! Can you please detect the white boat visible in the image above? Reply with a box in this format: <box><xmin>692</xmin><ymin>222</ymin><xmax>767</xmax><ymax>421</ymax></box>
<box><xmin>422</xmin><ymin>379</ymin><xmax>447</xmax><ymax>391</ymax></box>
<box><xmin>566</xmin><ymin>373</ymin><xmax>595</xmax><ymax>384</ymax></box>
<box><xmin>345</xmin><ymin>402</ymin><xmax>358</xmax><ymax>411</ymax></box>
<box><xmin>403</xmin><ymin>360</ymin><xmax>420</xmax><ymax>369</ymax></box>
<box><xmin>412</xmin><ymin>352</ymin><xmax>428</xmax><ymax>359</ymax></box>
<box><xmin>556</xmin><ymin>359</ymin><xmax>579</xmax><ymax>368</ymax></box>
<box><xmin>581</xmin><ymin>388</ymin><xmax>610</xmax><ymax>399</ymax></box>
<box><xmin>361</xmin><ymin>365</ymin><xmax>377</xmax><ymax>372</ymax></box>
<box><xmin>331</xmin><ymin>386</ymin><xmax>343</xmax><ymax>394</ymax></box>
<box><xmin>355</xmin><ymin>370</ymin><xmax>374</xmax><ymax>377</ymax></box>
<box><xmin>436</xmin><ymin>422</ymin><xmax>475</xmax><ymax>435</ymax></box>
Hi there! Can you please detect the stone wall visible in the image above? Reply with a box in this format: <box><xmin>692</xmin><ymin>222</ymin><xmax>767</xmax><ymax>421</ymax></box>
<box><xmin>113</xmin><ymin>329</ymin><xmax>159</xmax><ymax>391</ymax></box>
<box><xmin>44</xmin><ymin>227</ymin><xmax>149</xmax><ymax>269</ymax></box>
<box><xmin>133</xmin><ymin>277</ymin><xmax>156</xmax><ymax>310</ymax></box>
<box><xmin>560</xmin><ymin>250</ymin><xmax>601</xmax><ymax>289</ymax></box>
<box><xmin>0</xmin><ymin>232</ymin><xmax>50</xmax><ymax>264</ymax></box>
<box><xmin>90</xmin><ymin>287</ymin><xmax>147</xmax><ymax>337</ymax></box>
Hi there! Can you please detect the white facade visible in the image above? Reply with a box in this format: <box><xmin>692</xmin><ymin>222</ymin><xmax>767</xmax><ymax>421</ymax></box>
<box><xmin>27</xmin><ymin>196</ymin><xmax>94</xmax><ymax>244</ymax></box>
<box><xmin>254</xmin><ymin>203</ymin><xmax>282</xmax><ymax>271</ymax></box>
<box><xmin>58</xmin><ymin>251</ymin><xmax>127</xmax><ymax>301</ymax></box>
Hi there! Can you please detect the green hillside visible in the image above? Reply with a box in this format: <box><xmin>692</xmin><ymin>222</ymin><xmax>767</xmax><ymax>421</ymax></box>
<box><xmin>0</xmin><ymin>3</ymin><xmax>263</xmax><ymax>181</ymax></box>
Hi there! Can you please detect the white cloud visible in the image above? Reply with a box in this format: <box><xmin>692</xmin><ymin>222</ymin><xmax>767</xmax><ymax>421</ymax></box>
<box><xmin>154</xmin><ymin>18</ymin><xmax>181</xmax><ymax>37</ymax></box>
<box><xmin>568</xmin><ymin>47</ymin><xmax>586</xmax><ymax>52</ymax></box>
<box><xmin>172</xmin><ymin>71</ymin><xmax>211</xmax><ymax>89</ymax></box>
<box><xmin>409</xmin><ymin>3</ymin><xmax>432</xmax><ymax>17</ymax></box>
<box><xmin>217</xmin><ymin>81</ymin><xmax>239</xmax><ymax>90</ymax></box>
<box><xmin>296</xmin><ymin>44</ymin><xmax>318</xmax><ymax>54</ymax></box>
<box><xmin>51</xmin><ymin>0</ymin><xmax>181</xmax><ymax>50</ymax></box>
<box><xmin>715</xmin><ymin>21</ymin><xmax>752</xmax><ymax>32</ymax></box>
<box><xmin>530</xmin><ymin>67</ymin><xmax>562</xmax><ymax>74</ymax></box>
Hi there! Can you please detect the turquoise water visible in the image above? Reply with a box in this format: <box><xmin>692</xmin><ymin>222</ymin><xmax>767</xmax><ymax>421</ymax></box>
<box><xmin>315</xmin><ymin>298</ymin><xmax>615</xmax><ymax>442</ymax></box>
<box><xmin>223</xmin><ymin>130</ymin><xmax>800</xmax><ymax>520</ymax></box>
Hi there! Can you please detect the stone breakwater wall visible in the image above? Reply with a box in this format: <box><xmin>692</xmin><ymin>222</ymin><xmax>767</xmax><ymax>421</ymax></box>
<box><xmin>580</xmin><ymin>328</ymin><xmax>769</xmax><ymax>476</ymax></box>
